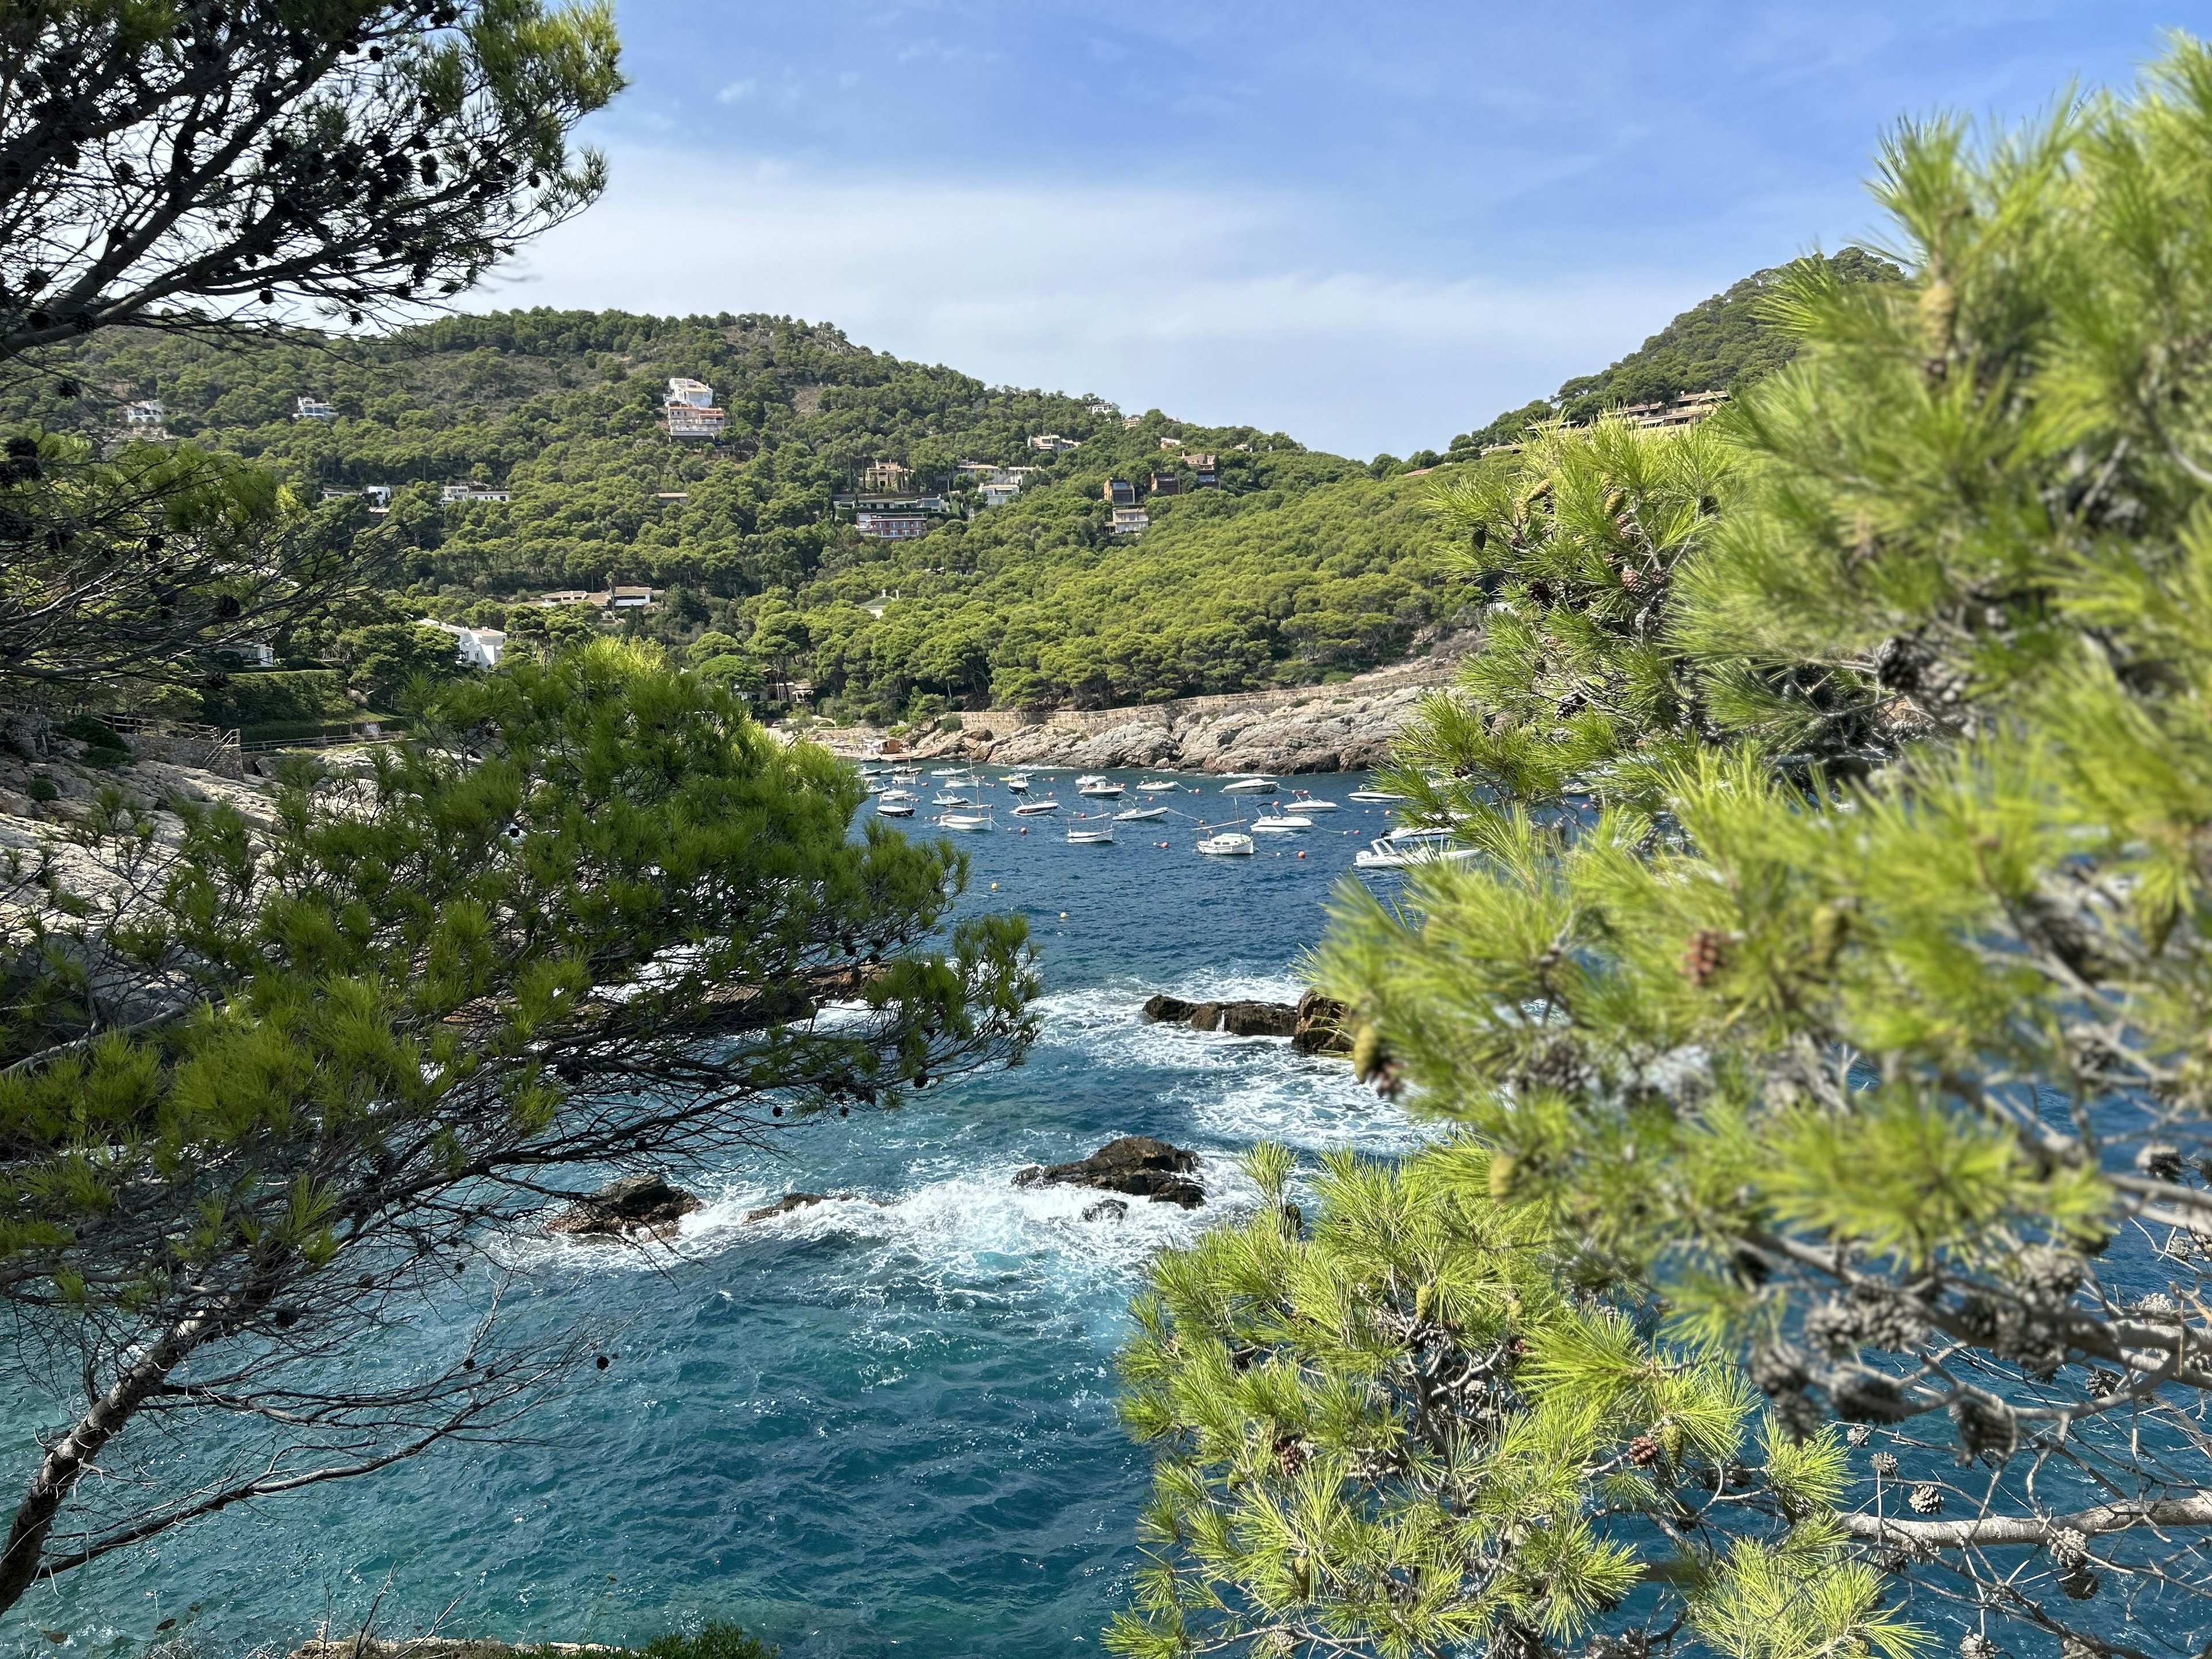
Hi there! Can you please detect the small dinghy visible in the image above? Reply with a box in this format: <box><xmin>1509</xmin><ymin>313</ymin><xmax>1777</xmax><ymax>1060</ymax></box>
<box><xmin>937</xmin><ymin>812</ymin><xmax>994</xmax><ymax>832</ymax></box>
<box><xmin>1011</xmin><ymin>800</ymin><xmax>1060</xmax><ymax>816</ymax></box>
<box><xmin>1221</xmin><ymin>777</ymin><xmax>1277</xmax><ymax>794</ymax></box>
<box><xmin>1249</xmin><ymin>815</ymin><xmax>1312</xmax><ymax>835</ymax></box>
<box><xmin>1135</xmin><ymin>779</ymin><xmax>1178</xmax><ymax>792</ymax></box>
<box><xmin>1066</xmin><ymin>824</ymin><xmax>1115</xmax><ymax>845</ymax></box>
<box><xmin>1349</xmin><ymin>789</ymin><xmax>1409</xmax><ymax>803</ymax></box>
<box><xmin>877</xmin><ymin>801</ymin><xmax>915</xmax><ymax>817</ymax></box>
<box><xmin>1114</xmin><ymin>806</ymin><xmax>1169</xmax><ymax>821</ymax></box>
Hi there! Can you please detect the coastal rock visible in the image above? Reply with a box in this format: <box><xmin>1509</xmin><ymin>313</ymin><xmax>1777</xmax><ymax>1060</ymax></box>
<box><xmin>745</xmin><ymin>1192</ymin><xmax>832</xmax><ymax>1223</ymax></box>
<box><xmin>1291</xmin><ymin>990</ymin><xmax>1355</xmax><ymax>1056</ymax></box>
<box><xmin>1218</xmin><ymin>999</ymin><xmax>1300</xmax><ymax>1038</ymax></box>
<box><xmin>1080</xmin><ymin>1198</ymin><xmax>1130</xmax><ymax>1222</ymax></box>
<box><xmin>1014</xmin><ymin>1135</ymin><xmax>1205</xmax><ymax>1208</ymax></box>
<box><xmin>1187</xmin><ymin>1001</ymin><xmax>1223</xmax><ymax>1032</ymax></box>
<box><xmin>550</xmin><ymin>1173</ymin><xmax>702</xmax><ymax>1238</ymax></box>
<box><xmin>1142</xmin><ymin>994</ymin><xmax>1196</xmax><ymax>1023</ymax></box>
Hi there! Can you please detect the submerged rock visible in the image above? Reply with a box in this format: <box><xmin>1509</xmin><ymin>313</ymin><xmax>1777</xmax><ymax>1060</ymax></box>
<box><xmin>744</xmin><ymin>1191</ymin><xmax>883</xmax><ymax>1222</ymax></box>
<box><xmin>1080</xmin><ymin>1198</ymin><xmax>1130</xmax><ymax>1222</ymax></box>
<box><xmin>549</xmin><ymin>1173</ymin><xmax>702</xmax><ymax>1239</ymax></box>
<box><xmin>1141</xmin><ymin>994</ymin><xmax>1196</xmax><ymax>1023</ymax></box>
<box><xmin>1016</xmin><ymin>1135</ymin><xmax>1205</xmax><ymax>1208</ymax></box>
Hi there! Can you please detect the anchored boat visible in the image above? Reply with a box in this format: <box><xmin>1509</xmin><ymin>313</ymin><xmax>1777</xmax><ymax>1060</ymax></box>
<box><xmin>1197</xmin><ymin>832</ymin><xmax>1255</xmax><ymax>857</ymax></box>
<box><xmin>1353</xmin><ymin>827</ymin><xmax>1476</xmax><ymax>869</ymax></box>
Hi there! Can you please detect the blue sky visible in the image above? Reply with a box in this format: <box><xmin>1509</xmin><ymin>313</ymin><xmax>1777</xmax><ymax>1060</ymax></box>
<box><xmin>498</xmin><ymin>2</ymin><xmax>2192</xmax><ymax>458</ymax></box>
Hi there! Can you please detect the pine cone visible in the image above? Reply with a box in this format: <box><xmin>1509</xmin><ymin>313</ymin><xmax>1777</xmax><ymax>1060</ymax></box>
<box><xmin>1908</xmin><ymin>1482</ymin><xmax>1944</xmax><ymax>1514</ymax></box>
<box><xmin>2137</xmin><ymin>1142</ymin><xmax>2186</xmax><ymax>1182</ymax></box>
<box><xmin>1679</xmin><ymin>927</ymin><xmax>1733</xmax><ymax>987</ymax></box>
<box><xmin>1274</xmin><ymin>1435</ymin><xmax>1307</xmax><ymax>1476</ymax></box>
<box><xmin>1950</xmin><ymin>1396</ymin><xmax>2017</xmax><ymax>1464</ymax></box>
<box><xmin>1846</xmin><ymin>1424</ymin><xmax>1872</xmax><ymax>1447</ymax></box>
<box><xmin>2048</xmin><ymin>1528</ymin><xmax>2090</xmax><ymax>1569</ymax></box>
<box><xmin>2060</xmin><ymin>1637</ymin><xmax>2103</xmax><ymax>1659</ymax></box>
<box><xmin>1628</xmin><ymin>1434</ymin><xmax>1660</xmax><ymax>1468</ymax></box>
<box><xmin>1959</xmin><ymin>1635</ymin><xmax>1998</xmax><ymax>1659</ymax></box>
<box><xmin>2059</xmin><ymin>1565</ymin><xmax>2100</xmax><ymax>1601</ymax></box>
<box><xmin>1870</xmin><ymin>1452</ymin><xmax>1900</xmax><ymax>1478</ymax></box>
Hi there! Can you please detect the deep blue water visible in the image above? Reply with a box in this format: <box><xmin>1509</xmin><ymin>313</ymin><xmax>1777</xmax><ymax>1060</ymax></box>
<box><xmin>5</xmin><ymin>771</ymin><xmax>1422</xmax><ymax>1659</ymax></box>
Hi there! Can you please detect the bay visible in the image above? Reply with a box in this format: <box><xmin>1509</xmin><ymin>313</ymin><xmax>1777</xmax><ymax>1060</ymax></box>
<box><xmin>2</xmin><ymin>771</ymin><xmax>1423</xmax><ymax>1659</ymax></box>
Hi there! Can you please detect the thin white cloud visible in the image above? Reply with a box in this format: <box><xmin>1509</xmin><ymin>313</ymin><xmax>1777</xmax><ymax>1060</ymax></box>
<box><xmin>490</xmin><ymin>147</ymin><xmax>1738</xmax><ymax>457</ymax></box>
<box><xmin>715</xmin><ymin>79</ymin><xmax>757</xmax><ymax>104</ymax></box>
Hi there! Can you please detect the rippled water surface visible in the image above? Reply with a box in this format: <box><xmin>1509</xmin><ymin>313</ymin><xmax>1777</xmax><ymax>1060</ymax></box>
<box><xmin>7</xmin><ymin>771</ymin><xmax>1425</xmax><ymax>1659</ymax></box>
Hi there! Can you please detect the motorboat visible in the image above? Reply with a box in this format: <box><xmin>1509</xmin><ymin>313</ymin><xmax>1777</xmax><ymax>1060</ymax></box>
<box><xmin>1135</xmin><ymin>779</ymin><xmax>1178</xmax><ymax>792</ymax></box>
<box><xmin>1289</xmin><ymin>796</ymin><xmax>1338</xmax><ymax>812</ymax></box>
<box><xmin>1349</xmin><ymin>789</ymin><xmax>1410</xmax><ymax>803</ymax></box>
<box><xmin>938</xmin><ymin>811</ymin><xmax>994</xmax><ymax>832</ymax></box>
<box><xmin>929</xmin><ymin>767</ymin><xmax>962</xmax><ymax>777</ymax></box>
<box><xmin>1197</xmin><ymin>832</ymin><xmax>1255</xmax><ymax>857</ymax></box>
<box><xmin>1353</xmin><ymin>827</ymin><xmax>1476</xmax><ymax>869</ymax></box>
<box><xmin>879</xmin><ymin>789</ymin><xmax>918</xmax><ymax>802</ymax></box>
<box><xmin>1066</xmin><ymin>824</ymin><xmax>1115</xmax><ymax>844</ymax></box>
<box><xmin>889</xmin><ymin>768</ymin><xmax>920</xmax><ymax>783</ymax></box>
<box><xmin>1011</xmin><ymin>800</ymin><xmax>1060</xmax><ymax>816</ymax></box>
<box><xmin>1114</xmin><ymin>806</ymin><xmax>1169</xmax><ymax>822</ymax></box>
<box><xmin>1221</xmin><ymin>777</ymin><xmax>1277</xmax><ymax>794</ymax></box>
<box><xmin>1003</xmin><ymin>774</ymin><xmax>1031</xmax><ymax>792</ymax></box>
<box><xmin>877</xmin><ymin>800</ymin><xmax>915</xmax><ymax>817</ymax></box>
<box><xmin>1077</xmin><ymin>779</ymin><xmax>1124</xmax><ymax>798</ymax></box>
<box><xmin>932</xmin><ymin>793</ymin><xmax>972</xmax><ymax>806</ymax></box>
<box><xmin>1249</xmin><ymin>815</ymin><xmax>1313</xmax><ymax>835</ymax></box>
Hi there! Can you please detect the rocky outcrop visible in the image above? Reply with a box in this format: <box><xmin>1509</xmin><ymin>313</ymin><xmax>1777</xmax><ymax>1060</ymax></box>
<box><xmin>1291</xmin><ymin>990</ymin><xmax>1354</xmax><ymax>1056</ymax></box>
<box><xmin>744</xmin><ymin>1191</ymin><xmax>887</xmax><ymax>1222</ymax></box>
<box><xmin>1143</xmin><ymin>991</ymin><xmax>1349</xmax><ymax>1051</ymax></box>
<box><xmin>549</xmin><ymin>1173</ymin><xmax>702</xmax><ymax>1239</ymax></box>
<box><xmin>806</xmin><ymin>632</ymin><xmax>1476</xmax><ymax>776</ymax></box>
<box><xmin>1080</xmin><ymin>1197</ymin><xmax>1130</xmax><ymax>1222</ymax></box>
<box><xmin>1015</xmin><ymin>1135</ymin><xmax>1205</xmax><ymax>1208</ymax></box>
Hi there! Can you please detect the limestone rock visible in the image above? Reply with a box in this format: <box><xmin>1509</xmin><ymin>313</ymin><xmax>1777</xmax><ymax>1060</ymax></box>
<box><xmin>550</xmin><ymin>1173</ymin><xmax>702</xmax><ymax>1239</ymax></box>
<box><xmin>1015</xmin><ymin>1135</ymin><xmax>1204</xmax><ymax>1208</ymax></box>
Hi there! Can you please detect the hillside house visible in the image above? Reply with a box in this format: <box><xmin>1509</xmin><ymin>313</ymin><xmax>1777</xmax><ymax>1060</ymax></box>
<box><xmin>441</xmin><ymin>483</ymin><xmax>512</xmax><ymax>504</ymax></box>
<box><xmin>1104</xmin><ymin>479</ymin><xmax>1137</xmax><ymax>507</ymax></box>
<box><xmin>861</xmin><ymin>460</ymin><xmax>915</xmax><ymax>494</ymax></box>
<box><xmin>1157</xmin><ymin>437</ymin><xmax>1183</xmax><ymax>450</ymax></box>
<box><xmin>1147</xmin><ymin>472</ymin><xmax>1181</xmax><ymax>496</ymax></box>
<box><xmin>293</xmin><ymin>396</ymin><xmax>336</xmax><ymax>421</ymax></box>
<box><xmin>1122</xmin><ymin>414</ymin><xmax>1144</xmax><ymax>429</ymax></box>
<box><xmin>610</xmin><ymin>585</ymin><xmax>656</xmax><ymax>609</ymax></box>
<box><xmin>664</xmin><ymin>378</ymin><xmax>727</xmax><ymax>438</ymax></box>
<box><xmin>1622</xmin><ymin>389</ymin><xmax>1728</xmax><ymax>429</ymax></box>
<box><xmin>1187</xmin><ymin>453</ymin><xmax>1220</xmax><ymax>486</ymax></box>
<box><xmin>422</xmin><ymin>620</ymin><xmax>506</xmax><ymax>669</ymax></box>
<box><xmin>857</xmin><ymin>512</ymin><xmax>928</xmax><ymax>539</ymax></box>
<box><xmin>1110</xmin><ymin>506</ymin><xmax>1149</xmax><ymax>536</ymax></box>
<box><xmin>980</xmin><ymin>482</ymin><xmax>1021</xmax><ymax>508</ymax></box>
<box><xmin>123</xmin><ymin>399</ymin><xmax>165</xmax><ymax>425</ymax></box>
<box><xmin>534</xmin><ymin>589</ymin><xmax>596</xmax><ymax>608</ymax></box>
<box><xmin>1028</xmin><ymin>433</ymin><xmax>1080</xmax><ymax>453</ymax></box>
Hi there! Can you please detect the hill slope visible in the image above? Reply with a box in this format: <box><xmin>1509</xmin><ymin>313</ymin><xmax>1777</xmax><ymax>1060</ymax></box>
<box><xmin>1444</xmin><ymin>247</ymin><xmax>1903</xmax><ymax>457</ymax></box>
<box><xmin>7</xmin><ymin>312</ymin><xmax>1465</xmax><ymax>721</ymax></box>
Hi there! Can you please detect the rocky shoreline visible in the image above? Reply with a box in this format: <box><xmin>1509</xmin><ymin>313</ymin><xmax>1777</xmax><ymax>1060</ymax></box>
<box><xmin>805</xmin><ymin>633</ymin><xmax>1474</xmax><ymax>776</ymax></box>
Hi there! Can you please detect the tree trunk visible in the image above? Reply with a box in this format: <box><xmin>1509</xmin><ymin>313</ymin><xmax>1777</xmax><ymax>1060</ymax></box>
<box><xmin>0</xmin><ymin>1309</ymin><xmax>220</xmax><ymax>1619</ymax></box>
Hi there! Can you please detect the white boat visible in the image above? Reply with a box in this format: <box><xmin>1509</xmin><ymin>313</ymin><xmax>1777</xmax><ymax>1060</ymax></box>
<box><xmin>932</xmin><ymin>794</ymin><xmax>972</xmax><ymax>806</ymax></box>
<box><xmin>1221</xmin><ymin>777</ymin><xmax>1277</xmax><ymax>794</ymax></box>
<box><xmin>1249</xmin><ymin>815</ymin><xmax>1312</xmax><ymax>835</ymax></box>
<box><xmin>1011</xmin><ymin>800</ymin><xmax>1060</xmax><ymax>816</ymax></box>
<box><xmin>879</xmin><ymin>789</ymin><xmax>918</xmax><ymax>802</ymax></box>
<box><xmin>938</xmin><ymin>812</ymin><xmax>994</xmax><ymax>832</ymax></box>
<box><xmin>890</xmin><ymin>768</ymin><xmax>920</xmax><ymax>783</ymax></box>
<box><xmin>1354</xmin><ymin>827</ymin><xmax>1476</xmax><ymax>869</ymax></box>
<box><xmin>1197</xmin><ymin>832</ymin><xmax>1255</xmax><ymax>857</ymax></box>
<box><xmin>1349</xmin><ymin>789</ymin><xmax>1409</xmax><ymax>803</ymax></box>
<box><xmin>1135</xmin><ymin>779</ymin><xmax>1177</xmax><ymax>792</ymax></box>
<box><xmin>1077</xmin><ymin>780</ymin><xmax>1124</xmax><ymax>798</ymax></box>
<box><xmin>930</xmin><ymin>767</ymin><xmax>962</xmax><ymax>777</ymax></box>
<box><xmin>1289</xmin><ymin>796</ymin><xmax>1338</xmax><ymax>812</ymax></box>
<box><xmin>1066</xmin><ymin>824</ymin><xmax>1115</xmax><ymax>844</ymax></box>
<box><xmin>877</xmin><ymin>801</ymin><xmax>915</xmax><ymax>817</ymax></box>
<box><xmin>1003</xmin><ymin>774</ymin><xmax>1030</xmax><ymax>792</ymax></box>
<box><xmin>1114</xmin><ymin>806</ymin><xmax>1169</xmax><ymax>822</ymax></box>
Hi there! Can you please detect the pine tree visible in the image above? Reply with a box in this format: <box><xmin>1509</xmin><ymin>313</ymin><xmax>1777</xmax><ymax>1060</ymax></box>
<box><xmin>1127</xmin><ymin>32</ymin><xmax>2212</xmax><ymax>1658</ymax></box>
<box><xmin>0</xmin><ymin>641</ymin><xmax>1037</xmax><ymax>1615</ymax></box>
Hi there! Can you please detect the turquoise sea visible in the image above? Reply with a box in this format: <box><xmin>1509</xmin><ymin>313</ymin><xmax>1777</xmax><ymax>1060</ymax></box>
<box><xmin>3</xmin><ymin>770</ymin><xmax>1426</xmax><ymax>1659</ymax></box>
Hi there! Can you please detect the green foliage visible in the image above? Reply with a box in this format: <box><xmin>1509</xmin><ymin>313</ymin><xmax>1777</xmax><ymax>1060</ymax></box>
<box><xmin>9</xmin><ymin>314</ymin><xmax>1468</xmax><ymax>714</ymax></box>
<box><xmin>637</xmin><ymin>1624</ymin><xmax>777</xmax><ymax>1659</ymax></box>
<box><xmin>1447</xmin><ymin>250</ymin><xmax>1903</xmax><ymax>457</ymax></box>
<box><xmin>0</xmin><ymin>642</ymin><xmax>1038</xmax><ymax>1612</ymax></box>
<box><xmin>1291</xmin><ymin>33</ymin><xmax>2212</xmax><ymax>1655</ymax></box>
<box><xmin>1111</xmin><ymin>1142</ymin><xmax>1911</xmax><ymax>1659</ymax></box>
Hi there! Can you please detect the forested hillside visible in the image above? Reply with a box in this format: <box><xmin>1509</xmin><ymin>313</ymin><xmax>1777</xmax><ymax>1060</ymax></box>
<box><xmin>5</xmin><ymin>311</ymin><xmax>1465</xmax><ymax>722</ymax></box>
<box><xmin>5</xmin><ymin>251</ymin><xmax>1881</xmax><ymax>726</ymax></box>
<box><xmin>1445</xmin><ymin>247</ymin><xmax>1902</xmax><ymax>456</ymax></box>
